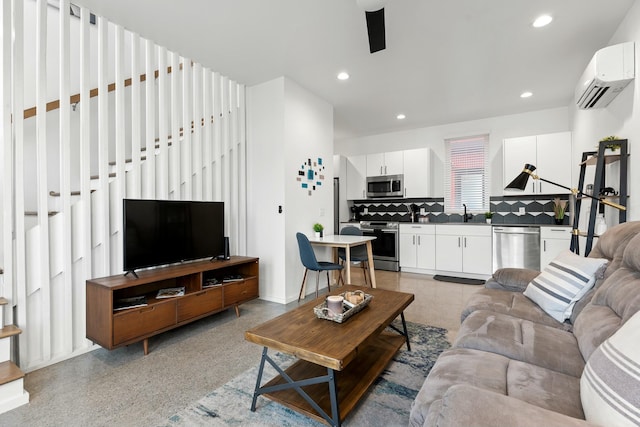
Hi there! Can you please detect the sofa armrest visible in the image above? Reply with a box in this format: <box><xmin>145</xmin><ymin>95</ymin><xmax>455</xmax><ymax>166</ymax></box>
<box><xmin>484</xmin><ymin>267</ymin><xmax>540</xmax><ymax>292</ymax></box>
<box><xmin>425</xmin><ymin>385</ymin><xmax>599</xmax><ymax>427</ymax></box>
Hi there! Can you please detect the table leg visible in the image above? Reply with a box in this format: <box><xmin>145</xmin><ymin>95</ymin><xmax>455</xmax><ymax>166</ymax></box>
<box><xmin>250</xmin><ymin>348</ymin><xmax>341</xmax><ymax>425</ymax></box>
<box><xmin>251</xmin><ymin>347</ymin><xmax>269</xmax><ymax>411</ymax></box>
<box><xmin>328</xmin><ymin>368</ymin><xmax>341</xmax><ymax>427</ymax></box>
<box><xmin>365</xmin><ymin>241</ymin><xmax>377</xmax><ymax>288</ymax></box>
<box><xmin>345</xmin><ymin>246</ymin><xmax>351</xmax><ymax>285</ymax></box>
<box><xmin>387</xmin><ymin>312</ymin><xmax>411</xmax><ymax>351</ymax></box>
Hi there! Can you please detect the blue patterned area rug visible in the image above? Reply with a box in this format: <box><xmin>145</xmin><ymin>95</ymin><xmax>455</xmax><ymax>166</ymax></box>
<box><xmin>163</xmin><ymin>322</ymin><xmax>449</xmax><ymax>427</ymax></box>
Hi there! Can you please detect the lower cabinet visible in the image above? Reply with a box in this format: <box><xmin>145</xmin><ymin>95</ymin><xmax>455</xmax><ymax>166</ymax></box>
<box><xmin>435</xmin><ymin>225</ymin><xmax>492</xmax><ymax>276</ymax></box>
<box><xmin>540</xmin><ymin>226</ymin><xmax>572</xmax><ymax>270</ymax></box>
<box><xmin>399</xmin><ymin>224</ymin><xmax>435</xmax><ymax>271</ymax></box>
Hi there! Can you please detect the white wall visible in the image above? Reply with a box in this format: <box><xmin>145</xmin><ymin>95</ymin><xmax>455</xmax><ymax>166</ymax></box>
<box><xmin>246</xmin><ymin>78</ymin><xmax>287</xmax><ymax>303</ymax></box>
<box><xmin>570</xmin><ymin>0</ymin><xmax>640</xmax><ymax>223</ymax></box>
<box><xmin>247</xmin><ymin>77</ymin><xmax>334</xmax><ymax>304</ymax></box>
<box><xmin>335</xmin><ymin>107</ymin><xmax>570</xmax><ymax>197</ymax></box>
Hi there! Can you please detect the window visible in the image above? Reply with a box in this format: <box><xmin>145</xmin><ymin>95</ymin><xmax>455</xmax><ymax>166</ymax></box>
<box><xmin>444</xmin><ymin>134</ymin><xmax>489</xmax><ymax>212</ymax></box>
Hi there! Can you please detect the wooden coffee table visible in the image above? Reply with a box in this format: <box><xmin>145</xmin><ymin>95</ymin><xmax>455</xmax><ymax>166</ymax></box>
<box><xmin>244</xmin><ymin>285</ymin><xmax>414</xmax><ymax>426</ymax></box>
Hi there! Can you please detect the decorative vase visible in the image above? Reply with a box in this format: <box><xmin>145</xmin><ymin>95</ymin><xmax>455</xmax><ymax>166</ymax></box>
<box><xmin>485</xmin><ymin>219</ymin><xmax>491</xmax><ymax>224</ymax></box>
<box><xmin>554</xmin><ymin>218</ymin><xmax>564</xmax><ymax>225</ymax></box>
<box><xmin>314</xmin><ymin>232</ymin><xmax>321</xmax><ymax>239</ymax></box>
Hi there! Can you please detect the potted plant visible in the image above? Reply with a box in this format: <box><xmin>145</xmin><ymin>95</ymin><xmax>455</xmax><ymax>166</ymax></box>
<box><xmin>553</xmin><ymin>197</ymin><xmax>567</xmax><ymax>225</ymax></box>
<box><xmin>600</xmin><ymin>136</ymin><xmax>622</xmax><ymax>154</ymax></box>
<box><xmin>484</xmin><ymin>212</ymin><xmax>493</xmax><ymax>224</ymax></box>
<box><xmin>313</xmin><ymin>223</ymin><xmax>324</xmax><ymax>238</ymax></box>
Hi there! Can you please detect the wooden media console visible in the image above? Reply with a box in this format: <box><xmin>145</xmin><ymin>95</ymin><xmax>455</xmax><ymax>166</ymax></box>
<box><xmin>86</xmin><ymin>256</ymin><xmax>259</xmax><ymax>354</ymax></box>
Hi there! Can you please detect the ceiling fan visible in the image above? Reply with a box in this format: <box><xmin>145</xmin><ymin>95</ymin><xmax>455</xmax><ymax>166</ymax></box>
<box><xmin>356</xmin><ymin>0</ymin><xmax>387</xmax><ymax>53</ymax></box>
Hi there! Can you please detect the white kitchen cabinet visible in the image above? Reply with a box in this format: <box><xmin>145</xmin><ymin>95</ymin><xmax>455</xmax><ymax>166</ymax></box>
<box><xmin>346</xmin><ymin>155</ymin><xmax>367</xmax><ymax>200</ymax></box>
<box><xmin>403</xmin><ymin>148</ymin><xmax>431</xmax><ymax>198</ymax></box>
<box><xmin>435</xmin><ymin>225</ymin><xmax>492</xmax><ymax>276</ymax></box>
<box><xmin>503</xmin><ymin>131</ymin><xmax>572</xmax><ymax>195</ymax></box>
<box><xmin>366</xmin><ymin>151</ymin><xmax>403</xmax><ymax>176</ymax></box>
<box><xmin>540</xmin><ymin>226</ymin><xmax>572</xmax><ymax>270</ymax></box>
<box><xmin>400</xmin><ymin>224</ymin><xmax>435</xmax><ymax>271</ymax></box>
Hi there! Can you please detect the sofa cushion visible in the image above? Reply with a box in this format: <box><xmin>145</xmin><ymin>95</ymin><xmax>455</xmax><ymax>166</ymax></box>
<box><xmin>454</xmin><ymin>310</ymin><xmax>585</xmax><ymax>377</ymax></box>
<box><xmin>485</xmin><ymin>268</ymin><xmax>541</xmax><ymax>292</ymax></box>
<box><xmin>425</xmin><ymin>385</ymin><xmax>600</xmax><ymax>427</ymax></box>
<box><xmin>523</xmin><ymin>250</ymin><xmax>607</xmax><ymax>322</ymax></box>
<box><xmin>409</xmin><ymin>347</ymin><xmax>584</xmax><ymax>427</ymax></box>
<box><xmin>461</xmin><ymin>288</ymin><xmax>568</xmax><ymax>329</ymax></box>
<box><xmin>581</xmin><ymin>310</ymin><xmax>640</xmax><ymax>426</ymax></box>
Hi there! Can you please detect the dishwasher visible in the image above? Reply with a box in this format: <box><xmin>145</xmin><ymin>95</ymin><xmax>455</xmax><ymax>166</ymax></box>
<box><xmin>492</xmin><ymin>226</ymin><xmax>540</xmax><ymax>272</ymax></box>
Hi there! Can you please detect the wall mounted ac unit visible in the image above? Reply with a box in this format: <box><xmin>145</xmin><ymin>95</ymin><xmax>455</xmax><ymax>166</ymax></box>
<box><xmin>575</xmin><ymin>41</ymin><xmax>635</xmax><ymax>109</ymax></box>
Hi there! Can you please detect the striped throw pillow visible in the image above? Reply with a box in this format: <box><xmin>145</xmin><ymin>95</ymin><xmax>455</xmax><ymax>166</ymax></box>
<box><xmin>523</xmin><ymin>250</ymin><xmax>607</xmax><ymax>322</ymax></box>
<box><xmin>581</xmin><ymin>310</ymin><xmax>640</xmax><ymax>426</ymax></box>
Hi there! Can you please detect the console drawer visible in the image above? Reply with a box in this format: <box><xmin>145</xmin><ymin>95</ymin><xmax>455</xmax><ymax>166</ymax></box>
<box><xmin>177</xmin><ymin>287</ymin><xmax>223</xmax><ymax>322</ymax></box>
<box><xmin>113</xmin><ymin>301</ymin><xmax>176</xmax><ymax>345</ymax></box>
<box><xmin>224</xmin><ymin>278</ymin><xmax>259</xmax><ymax>305</ymax></box>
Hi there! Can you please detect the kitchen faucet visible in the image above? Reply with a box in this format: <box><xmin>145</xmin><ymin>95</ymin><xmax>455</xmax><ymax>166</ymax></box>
<box><xmin>463</xmin><ymin>204</ymin><xmax>472</xmax><ymax>223</ymax></box>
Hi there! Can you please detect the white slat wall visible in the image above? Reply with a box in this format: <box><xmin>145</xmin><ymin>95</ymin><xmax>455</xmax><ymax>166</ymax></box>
<box><xmin>182</xmin><ymin>57</ymin><xmax>193</xmax><ymax>198</ymax></box>
<box><xmin>1</xmin><ymin>3</ymin><xmax>248</xmax><ymax>371</ymax></box>
<box><xmin>114</xmin><ymin>24</ymin><xmax>126</xmax><ymax>272</ymax></box>
<box><xmin>12</xmin><ymin>0</ymin><xmax>27</xmax><ymax>339</ymax></box>
<box><xmin>130</xmin><ymin>32</ymin><xmax>142</xmax><ymax>199</ymax></box>
<box><xmin>170</xmin><ymin>53</ymin><xmax>181</xmax><ymax>199</ymax></box>
<box><xmin>58</xmin><ymin>0</ymin><xmax>73</xmax><ymax>354</ymax></box>
<box><xmin>78</xmin><ymin>6</ymin><xmax>92</xmax><ymax>347</ymax></box>
<box><xmin>144</xmin><ymin>40</ymin><xmax>156</xmax><ymax>198</ymax></box>
<box><xmin>192</xmin><ymin>63</ymin><xmax>203</xmax><ymax>201</ymax></box>
<box><xmin>34</xmin><ymin>0</ymin><xmax>52</xmax><ymax>363</ymax></box>
<box><xmin>157</xmin><ymin>46</ymin><xmax>169</xmax><ymax>199</ymax></box>
<box><xmin>0</xmin><ymin>0</ymin><xmax>13</xmax><ymax>326</ymax></box>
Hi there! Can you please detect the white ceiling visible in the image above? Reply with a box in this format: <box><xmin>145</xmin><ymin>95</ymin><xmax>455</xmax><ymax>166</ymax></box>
<box><xmin>73</xmin><ymin>0</ymin><xmax>635</xmax><ymax>140</ymax></box>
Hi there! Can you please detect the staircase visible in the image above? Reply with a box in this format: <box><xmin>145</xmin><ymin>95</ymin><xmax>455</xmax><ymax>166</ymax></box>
<box><xmin>0</xmin><ymin>298</ymin><xmax>29</xmax><ymax>414</ymax></box>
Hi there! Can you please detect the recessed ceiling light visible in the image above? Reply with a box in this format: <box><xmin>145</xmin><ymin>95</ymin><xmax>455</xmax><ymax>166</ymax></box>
<box><xmin>533</xmin><ymin>15</ymin><xmax>553</xmax><ymax>28</ymax></box>
<box><xmin>337</xmin><ymin>72</ymin><xmax>350</xmax><ymax>80</ymax></box>
<box><xmin>520</xmin><ymin>91</ymin><xmax>533</xmax><ymax>98</ymax></box>
<box><xmin>396</xmin><ymin>114</ymin><xmax>406</xmax><ymax>120</ymax></box>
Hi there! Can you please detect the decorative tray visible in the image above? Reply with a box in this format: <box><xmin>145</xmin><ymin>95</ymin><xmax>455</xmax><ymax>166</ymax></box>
<box><xmin>313</xmin><ymin>291</ymin><xmax>373</xmax><ymax>323</ymax></box>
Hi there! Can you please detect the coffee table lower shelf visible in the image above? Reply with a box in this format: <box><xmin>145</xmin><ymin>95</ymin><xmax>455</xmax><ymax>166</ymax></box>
<box><xmin>255</xmin><ymin>331</ymin><xmax>405</xmax><ymax>426</ymax></box>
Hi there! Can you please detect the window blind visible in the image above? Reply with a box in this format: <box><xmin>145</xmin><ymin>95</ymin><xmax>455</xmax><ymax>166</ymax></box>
<box><xmin>444</xmin><ymin>134</ymin><xmax>489</xmax><ymax>212</ymax></box>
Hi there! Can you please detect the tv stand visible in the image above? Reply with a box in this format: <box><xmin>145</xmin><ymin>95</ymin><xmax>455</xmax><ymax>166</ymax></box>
<box><xmin>86</xmin><ymin>256</ymin><xmax>259</xmax><ymax>355</ymax></box>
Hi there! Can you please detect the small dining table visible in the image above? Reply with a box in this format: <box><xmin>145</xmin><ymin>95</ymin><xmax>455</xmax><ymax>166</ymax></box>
<box><xmin>307</xmin><ymin>234</ymin><xmax>377</xmax><ymax>288</ymax></box>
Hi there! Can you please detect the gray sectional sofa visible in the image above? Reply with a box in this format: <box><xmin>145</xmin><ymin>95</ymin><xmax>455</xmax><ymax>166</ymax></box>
<box><xmin>410</xmin><ymin>221</ymin><xmax>640</xmax><ymax>427</ymax></box>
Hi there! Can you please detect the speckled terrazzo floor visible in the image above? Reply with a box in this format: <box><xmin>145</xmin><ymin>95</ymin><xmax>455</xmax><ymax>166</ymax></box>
<box><xmin>0</xmin><ymin>270</ymin><xmax>480</xmax><ymax>426</ymax></box>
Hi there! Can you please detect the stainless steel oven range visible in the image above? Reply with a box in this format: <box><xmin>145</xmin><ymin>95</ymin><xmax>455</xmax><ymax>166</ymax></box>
<box><xmin>359</xmin><ymin>221</ymin><xmax>400</xmax><ymax>272</ymax></box>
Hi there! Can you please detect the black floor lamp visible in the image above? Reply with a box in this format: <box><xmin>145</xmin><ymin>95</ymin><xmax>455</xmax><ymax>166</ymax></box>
<box><xmin>505</xmin><ymin>163</ymin><xmax>626</xmax><ymax>254</ymax></box>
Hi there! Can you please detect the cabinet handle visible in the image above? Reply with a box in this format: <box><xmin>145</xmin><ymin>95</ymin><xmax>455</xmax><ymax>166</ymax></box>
<box><xmin>464</xmin><ymin>237</ymin><xmax>467</xmax><ymax>248</ymax></box>
<box><xmin>458</xmin><ymin>237</ymin><xmax>461</xmax><ymax>247</ymax></box>
<box><xmin>380</xmin><ymin>166</ymin><xmax>383</xmax><ymax>175</ymax></box>
<box><xmin>413</xmin><ymin>235</ymin><xmax>415</xmax><ymax>245</ymax></box>
<box><xmin>385</xmin><ymin>165</ymin><xmax>387</xmax><ymax>174</ymax></box>
<box><xmin>531</xmin><ymin>182</ymin><xmax>535</xmax><ymax>193</ymax></box>
<box><xmin>543</xmin><ymin>240</ymin><xmax>547</xmax><ymax>252</ymax></box>
<box><xmin>418</xmin><ymin>236</ymin><xmax>421</xmax><ymax>245</ymax></box>
<box><xmin>539</xmin><ymin>182</ymin><xmax>542</xmax><ymax>193</ymax></box>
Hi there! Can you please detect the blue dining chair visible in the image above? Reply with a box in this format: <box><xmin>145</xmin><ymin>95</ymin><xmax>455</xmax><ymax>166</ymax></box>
<box><xmin>337</xmin><ymin>226</ymin><xmax>371</xmax><ymax>287</ymax></box>
<box><xmin>296</xmin><ymin>232</ymin><xmax>344</xmax><ymax>301</ymax></box>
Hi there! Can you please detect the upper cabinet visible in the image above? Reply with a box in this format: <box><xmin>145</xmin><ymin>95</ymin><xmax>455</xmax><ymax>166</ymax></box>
<box><xmin>403</xmin><ymin>148</ymin><xmax>431</xmax><ymax>198</ymax></box>
<box><xmin>346</xmin><ymin>155</ymin><xmax>367</xmax><ymax>200</ymax></box>
<box><xmin>366</xmin><ymin>151</ymin><xmax>403</xmax><ymax>176</ymax></box>
<box><xmin>503</xmin><ymin>131</ymin><xmax>572</xmax><ymax>195</ymax></box>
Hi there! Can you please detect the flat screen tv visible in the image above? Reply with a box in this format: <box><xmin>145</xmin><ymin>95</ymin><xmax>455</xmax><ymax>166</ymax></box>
<box><xmin>123</xmin><ymin>199</ymin><xmax>225</xmax><ymax>274</ymax></box>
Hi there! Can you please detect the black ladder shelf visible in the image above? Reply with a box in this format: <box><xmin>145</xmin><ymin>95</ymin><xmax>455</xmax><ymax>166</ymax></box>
<box><xmin>571</xmin><ymin>139</ymin><xmax>628</xmax><ymax>256</ymax></box>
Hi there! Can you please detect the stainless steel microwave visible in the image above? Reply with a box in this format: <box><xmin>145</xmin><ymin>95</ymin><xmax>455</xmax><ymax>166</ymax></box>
<box><xmin>366</xmin><ymin>174</ymin><xmax>404</xmax><ymax>198</ymax></box>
